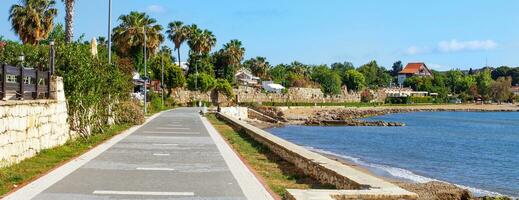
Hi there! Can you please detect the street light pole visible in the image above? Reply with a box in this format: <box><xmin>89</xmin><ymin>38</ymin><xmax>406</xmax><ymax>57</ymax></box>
<box><xmin>161</xmin><ymin>52</ymin><xmax>164</xmax><ymax>107</ymax></box>
<box><xmin>143</xmin><ymin>27</ymin><xmax>147</xmax><ymax>114</ymax></box>
<box><xmin>107</xmin><ymin>0</ymin><xmax>112</xmax><ymax>65</ymax></box>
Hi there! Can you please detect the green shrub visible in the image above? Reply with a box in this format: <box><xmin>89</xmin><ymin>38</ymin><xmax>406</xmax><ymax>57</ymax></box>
<box><xmin>360</xmin><ymin>89</ymin><xmax>374</xmax><ymax>103</ymax></box>
<box><xmin>114</xmin><ymin>101</ymin><xmax>144</xmax><ymax>125</ymax></box>
<box><xmin>214</xmin><ymin>79</ymin><xmax>234</xmax><ymax>98</ymax></box>
<box><xmin>1</xmin><ymin>41</ymin><xmax>132</xmax><ymax>136</ymax></box>
<box><xmin>409</xmin><ymin>96</ymin><xmax>433</xmax><ymax>103</ymax></box>
<box><xmin>187</xmin><ymin>73</ymin><xmax>216</xmax><ymax>91</ymax></box>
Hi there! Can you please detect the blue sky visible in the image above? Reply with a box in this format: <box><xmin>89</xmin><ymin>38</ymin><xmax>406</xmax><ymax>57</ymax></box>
<box><xmin>1</xmin><ymin>0</ymin><xmax>518</xmax><ymax>70</ymax></box>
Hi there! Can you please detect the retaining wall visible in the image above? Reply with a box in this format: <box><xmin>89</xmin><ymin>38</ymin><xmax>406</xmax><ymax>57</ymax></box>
<box><xmin>0</xmin><ymin>77</ymin><xmax>74</xmax><ymax>167</ymax></box>
<box><xmin>217</xmin><ymin>112</ymin><xmax>417</xmax><ymax>200</ymax></box>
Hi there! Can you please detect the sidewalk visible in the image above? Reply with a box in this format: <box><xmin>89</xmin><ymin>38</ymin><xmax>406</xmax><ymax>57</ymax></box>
<box><xmin>5</xmin><ymin>108</ymin><xmax>273</xmax><ymax>200</ymax></box>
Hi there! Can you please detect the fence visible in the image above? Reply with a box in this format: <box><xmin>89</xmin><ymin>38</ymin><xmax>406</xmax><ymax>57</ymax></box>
<box><xmin>0</xmin><ymin>64</ymin><xmax>51</xmax><ymax>100</ymax></box>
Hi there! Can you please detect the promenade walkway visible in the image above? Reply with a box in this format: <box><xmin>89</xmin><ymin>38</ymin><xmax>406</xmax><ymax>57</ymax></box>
<box><xmin>5</xmin><ymin>108</ymin><xmax>273</xmax><ymax>200</ymax></box>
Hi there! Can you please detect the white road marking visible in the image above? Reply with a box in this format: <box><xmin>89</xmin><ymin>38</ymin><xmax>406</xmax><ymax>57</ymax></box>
<box><xmin>152</xmin><ymin>143</ymin><xmax>178</xmax><ymax>146</ymax></box>
<box><xmin>144</xmin><ymin>132</ymin><xmax>200</xmax><ymax>135</ymax></box>
<box><xmin>136</xmin><ymin>167</ymin><xmax>175</xmax><ymax>171</ymax></box>
<box><xmin>156</xmin><ymin>127</ymin><xmax>190</xmax><ymax>130</ymax></box>
<box><xmin>153</xmin><ymin>153</ymin><xmax>170</xmax><ymax>156</ymax></box>
<box><xmin>93</xmin><ymin>190</ymin><xmax>194</xmax><ymax>196</ymax></box>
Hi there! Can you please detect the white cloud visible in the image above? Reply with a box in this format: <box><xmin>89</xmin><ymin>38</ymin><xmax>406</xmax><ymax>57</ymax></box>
<box><xmin>146</xmin><ymin>5</ymin><xmax>165</xmax><ymax>13</ymax></box>
<box><xmin>437</xmin><ymin>39</ymin><xmax>497</xmax><ymax>53</ymax></box>
<box><xmin>404</xmin><ymin>46</ymin><xmax>431</xmax><ymax>55</ymax></box>
<box><xmin>403</xmin><ymin>39</ymin><xmax>498</xmax><ymax>55</ymax></box>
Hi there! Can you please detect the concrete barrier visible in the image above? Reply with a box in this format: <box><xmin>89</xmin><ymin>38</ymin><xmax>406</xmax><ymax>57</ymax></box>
<box><xmin>217</xmin><ymin>113</ymin><xmax>418</xmax><ymax>200</ymax></box>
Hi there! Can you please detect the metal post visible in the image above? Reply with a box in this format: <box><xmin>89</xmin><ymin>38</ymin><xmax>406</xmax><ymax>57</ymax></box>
<box><xmin>143</xmin><ymin>27</ymin><xmax>147</xmax><ymax>114</ymax></box>
<box><xmin>19</xmin><ymin>67</ymin><xmax>24</xmax><ymax>100</ymax></box>
<box><xmin>50</xmin><ymin>41</ymin><xmax>55</xmax><ymax>75</ymax></box>
<box><xmin>19</xmin><ymin>55</ymin><xmax>24</xmax><ymax>100</ymax></box>
<box><xmin>35</xmin><ymin>70</ymin><xmax>39</xmax><ymax>99</ymax></box>
<box><xmin>161</xmin><ymin>52</ymin><xmax>164</xmax><ymax>107</ymax></box>
<box><xmin>1</xmin><ymin>64</ymin><xmax>5</xmax><ymax>100</ymax></box>
<box><xmin>107</xmin><ymin>0</ymin><xmax>112</xmax><ymax>65</ymax></box>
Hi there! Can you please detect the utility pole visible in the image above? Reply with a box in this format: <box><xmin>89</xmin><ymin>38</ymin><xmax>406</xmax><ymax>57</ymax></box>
<box><xmin>107</xmin><ymin>0</ymin><xmax>112</xmax><ymax>64</ymax></box>
<box><xmin>143</xmin><ymin>27</ymin><xmax>147</xmax><ymax>114</ymax></box>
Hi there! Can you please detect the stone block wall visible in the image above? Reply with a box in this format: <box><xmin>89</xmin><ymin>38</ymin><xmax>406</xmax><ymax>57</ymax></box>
<box><xmin>217</xmin><ymin>112</ymin><xmax>418</xmax><ymax>200</ymax></box>
<box><xmin>0</xmin><ymin>76</ymin><xmax>73</xmax><ymax>167</ymax></box>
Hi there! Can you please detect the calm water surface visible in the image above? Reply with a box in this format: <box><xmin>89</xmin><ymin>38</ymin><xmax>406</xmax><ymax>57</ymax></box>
<box><xmin>267</xmin><ymin>112</ymin><xmax>519</xmax><ymax>197</ymax></box>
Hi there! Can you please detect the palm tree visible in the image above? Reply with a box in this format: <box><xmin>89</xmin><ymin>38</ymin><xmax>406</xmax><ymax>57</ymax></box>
<box><xmin>9</xmin><ymin>0</ymin><xmax>58</xmax><ymax>45</ymax></box>
<box><xmin>112</xmin><ymin>11</ymin><xmax>164</xmax><ymax>57</ymax></box>
<box><xmin>222</xmin><ymin>39</ymin><xmax>245</xmax><ymax>67</ymax></box>
<box><xmin>200</xmin><ymin>30</ymin><xmax>216</xmax><ymax>54</ymax></box>
<box><xmin>62</xmin><ymin>0</ymin><xmax>75</xmax><ymax>43</ymax></box>
<box><xmin>187</xmin><ymin>25</ymin><xmax>216</xmax><ymax>55</ymax></box>
<box><xmin>166</xmin><ymin>21</ymin><xmax>189</xmax><ymax>68</ymax></box>
<box><xmin>244</xmin><ymin>57</ymin><xmax>271</xmax><ymax>79</ymax></box>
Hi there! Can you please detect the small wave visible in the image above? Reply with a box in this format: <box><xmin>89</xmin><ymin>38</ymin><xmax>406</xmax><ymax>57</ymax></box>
<box><xmin>305</xmin><ymin>146</ymin><xmax>509</xmax><ymax>198</ymax></box>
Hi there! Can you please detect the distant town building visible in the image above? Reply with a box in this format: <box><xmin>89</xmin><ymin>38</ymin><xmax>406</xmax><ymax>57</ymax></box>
<box><xmin>511</xmin><ymin>86</ymin><xmax>519</xmax><ymax>96</ymax></box>
<box><xmin>384</xmin><ymin>87</ymin><xmax>428</xmax><ymax>98</ymax></box>
<box><xmin>398</xmin><ymin>62</ymin><xmax>434</xmax><ymax>86</ymax></box>
<box><xmin>235</xmin><ymin>69</ymin><xmax>261</xmax><ymax>86</ymax></box>
<box><xmin>178</xmin><ymin>62</ymin><xmax>189</xmax><ymax>72</ymax></box>
<box><xmin>262</xmin><ymin>81</ymin><xmax>285</xmax><ymax>93</ymax></box>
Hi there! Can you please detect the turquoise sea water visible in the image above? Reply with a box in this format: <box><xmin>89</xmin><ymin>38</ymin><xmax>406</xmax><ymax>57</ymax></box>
<box><xmin>266</xmin><ymin>112</ymin><xmax>519</xmax><ymax>197</ymax></box>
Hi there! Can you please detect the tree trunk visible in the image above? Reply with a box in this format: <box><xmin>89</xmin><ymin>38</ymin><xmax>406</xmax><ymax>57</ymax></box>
<box><xmin>65</xmin><ymin>0</ymin><xmax>75</xmax><ymax>43</ymax></box>
<box><xmin>177</xmin><ymin>48</ymin><xmax>181</xmax><ymax>68</ymax></box>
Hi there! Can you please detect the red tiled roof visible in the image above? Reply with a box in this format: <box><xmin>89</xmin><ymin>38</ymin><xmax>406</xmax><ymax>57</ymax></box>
<box><xmin>399</xmin><ymin>63</ymin><xmax>425</xmax><ymax>74</ymax></box>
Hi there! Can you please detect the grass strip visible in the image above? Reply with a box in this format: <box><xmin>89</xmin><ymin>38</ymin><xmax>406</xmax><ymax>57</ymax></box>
<box><xmin>207</xmin><ymin>114</ymin><xmax>334</xmax><ymax>198</ymax></box>
<box><xmin>0</xmin><ymin>124</ymin><xmax>131</xmax><ymax>196</ymax></box>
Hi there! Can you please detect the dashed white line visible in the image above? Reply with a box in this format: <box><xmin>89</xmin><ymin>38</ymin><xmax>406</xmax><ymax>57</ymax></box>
<box><xmin>136</xmin><ymin>167</ymin><xmax>175</xmax><ymax>171</ymax></box>
<box><xmin>144</xmin><ymin>132</ymin><xmax>200</xmax><ymax>135</ymax></box>
<box><xmin>156</xmin><ymin>127</ymin><xmax>190</xmax><ymax>130</ymax></box>
<box><xmin>152</xmin><ymin>143</ymin><xmax>178</xmax><ymax>146</ymax></box>
<box><xmin>152</xmin><ymin>154</ymin><xmax>170</xmax><ymax>156</ymax></box>
<box><xmin>93</xmin><ymin>190</ymin><xmax>194</xmax><ymax>196</ymax></box>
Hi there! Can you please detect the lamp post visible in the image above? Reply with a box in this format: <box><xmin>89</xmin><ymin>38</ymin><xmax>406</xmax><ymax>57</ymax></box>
<box><xmin>143</xmin><ymin>27</ymin><xmax>147</xmax><ymax>114</ymax></box>
<box><xmin>161</xmin><ymin>52</ymin><xmax>164</xmax><ymax>107</ymax></box>
<box><xmin>49</xmin><ymin>40</ymin><xmax>55</xmax><ymax>75</ymax></box>
<box><xmin>107</xmin><ymin>0</ymin><xmax>112</xmax><ymax>65</ymax></box>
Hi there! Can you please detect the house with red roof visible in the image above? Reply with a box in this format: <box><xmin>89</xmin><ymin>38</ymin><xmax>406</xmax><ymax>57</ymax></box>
<box><xmin>397</xmin><ymin>62</ymin><xmax>434</xmax><ymax>86</ymax></box>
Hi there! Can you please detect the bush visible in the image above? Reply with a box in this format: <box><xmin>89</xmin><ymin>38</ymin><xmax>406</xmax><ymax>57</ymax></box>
<box><xmin>114</xmin><ymin>101</ymin><xmax>144</xmax><ymax>125</ymax></box>
<box><xmin>148</xmin><ymin>93</ymin><xmax>164</xmax><ymax>113</ymax></box>
<box><xmin>1</xmin><ymin>41</ymin><xmax>133</xmax><ymax>136</ymax></box>
<box><xmin>409</xmin><ymin>96</ymin><xmax>433</xmax><ymax>103</ymax></box>
<box><xmin>214</xmin><ymin>79</ymin><xmax>234</xmax><ymax>98</ymax></box>
<box><xmin>361</xmin><ymin>89</ymin><xmax>374</xmax><ymax>103</ymax></box>
<box><xmin>187</xmin><ymin>73</ymin><xmax>216</xmax><ymax>91</ymax></box>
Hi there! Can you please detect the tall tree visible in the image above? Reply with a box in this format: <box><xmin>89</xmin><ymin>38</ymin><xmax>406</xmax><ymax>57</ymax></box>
<box><xmin>112</xmin><ymin>11</ymin><xmax>164</xmax><ymax>57</ymax></box>
<box><xmin>9</xmin><ymin>0</ymin><xmax>58</xmax><ymax>45</ymax></box>
<box><xmin>215</xmin><ymin>39</ymin><xmax>245</xmax><ymax>82</ymax></box>
<box><xmin>62</xmin><ymin>0</ymin><xmax>75</xmax><ymax>43</ymax></box>
<box><xmin>390</xmin><ymin>61</ymin><xmax>403</xmax><ymax>77</ymax></box>
<box><xmin>243</xmin><ymin>57</ymin><xmax>271</xmax><ymax>79</ymax></box>
<box><xmin>166</xmin><ymin>21</ymin><xmax>190</xmax><ymax>68</ymax></box>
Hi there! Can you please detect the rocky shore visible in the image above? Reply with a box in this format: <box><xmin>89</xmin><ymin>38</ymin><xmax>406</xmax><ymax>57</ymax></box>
<box><xmin>305</xmin><ymin>119</ymin><xmax>405</xmax><ymax>126</ymax></box>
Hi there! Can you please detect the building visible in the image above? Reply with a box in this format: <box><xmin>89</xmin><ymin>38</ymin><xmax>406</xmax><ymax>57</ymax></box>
<box><xmin>262</xmin><ymin>81</ymin><xmax>285</xmax><ymax>93</ymax></box>
<box><xmin>511</xmin><ymin>86</ymin><xmax>519</xmax><ymax>96</ymax></box>
<box><xmin>398</xmin><ymin>62</ymin><xmax>434</xmax><ymax>86</ymax></box>
<box><xmin>384</xmin><ymin>87</ymin><xmax>428</xmax><ymax>98</ymax></box>
<box><xmin>235</xmin><ymin>69</ymin><xmax>261</xmax><ymax>86</ymax></box>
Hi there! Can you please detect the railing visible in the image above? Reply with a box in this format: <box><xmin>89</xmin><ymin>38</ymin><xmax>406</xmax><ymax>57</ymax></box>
<box><xmin>0</xmin><ymin>64</ymin><xmax>51</xmax><ymax>100</ymax></box>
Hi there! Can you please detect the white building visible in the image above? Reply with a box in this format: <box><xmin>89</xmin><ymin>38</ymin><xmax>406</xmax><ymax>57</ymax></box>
<box><xmin>262</xmin><ymin>81</ymin><xmax>285</xmax><ymax>93</ymax></box>
<box><xmin>235</xmin><ymin>69</ymin><xmax>261</xmax><ymax>86</ymax></box>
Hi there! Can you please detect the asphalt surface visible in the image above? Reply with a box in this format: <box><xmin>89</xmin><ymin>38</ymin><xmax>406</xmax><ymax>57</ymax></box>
<box><xmin>31</xmin><ymin>108</ymin><xmax>247</xmax><ymax>200</ymax></box>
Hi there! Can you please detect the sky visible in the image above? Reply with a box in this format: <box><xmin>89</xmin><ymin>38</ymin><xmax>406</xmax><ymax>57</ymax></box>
<box><xmin>1</xmin><ymin>0</ymin><xmax>518</xmax><ymax>70</ymax></box>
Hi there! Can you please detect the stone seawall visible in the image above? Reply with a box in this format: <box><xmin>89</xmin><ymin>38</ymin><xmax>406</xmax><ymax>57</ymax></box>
<box><xmin>216</xmin><ymin>112</ymin><xmax>417</xmax><ymax>200</ymax></box>
<box><xmin>170</xmin><ymin>86</ymin><xmax>388</xmax><ymax>105</ymax></box>
<box><xmin>0</xmin><ymin>77</ymin><xmax>74</xmax><ymax>167</ymax></box>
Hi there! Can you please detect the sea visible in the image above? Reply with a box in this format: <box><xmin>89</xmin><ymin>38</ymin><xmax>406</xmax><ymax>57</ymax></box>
<box><xmin>266</xmin><ymin>112</ymin><xmax>519</xmax><ymax>197</ymax></box>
